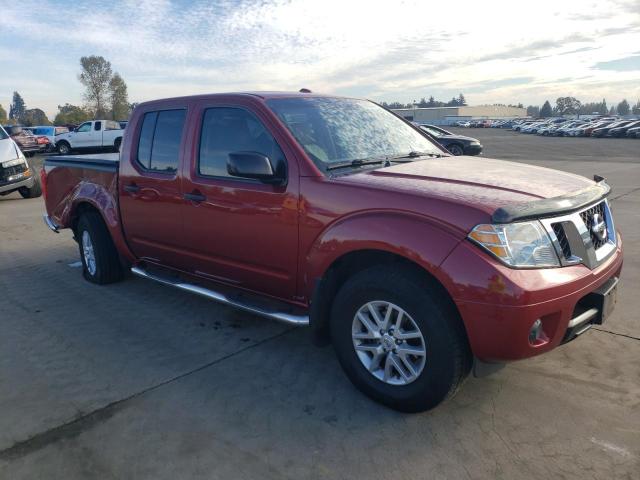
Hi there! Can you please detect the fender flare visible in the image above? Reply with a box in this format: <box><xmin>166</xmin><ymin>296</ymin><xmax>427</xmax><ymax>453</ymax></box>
<box><xmin>54</xmin><ymin>178</ymin><xmax>136</xmax><ymax>263</ymax></box>
<box><xmin>302</xmin><ymin>210</ymin><xmax>464</xmax><ymax>300</ymax></box>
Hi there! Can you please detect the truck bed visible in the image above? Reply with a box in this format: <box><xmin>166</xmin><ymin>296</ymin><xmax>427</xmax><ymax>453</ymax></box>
<box><xmin>43</xmin><ymin>153</ymin><xmax>121</xmax><ymax>232</ymax></box>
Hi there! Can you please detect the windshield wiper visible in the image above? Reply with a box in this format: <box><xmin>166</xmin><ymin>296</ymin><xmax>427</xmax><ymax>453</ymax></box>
<box><xmin>389</xmin><ymin>151</ymin><xmax>446</xmax><ymax>160</ymax></box>
<box><xmin>326</xmin><ymin>157</ymin><xmax>391</xmax><ymax>171</ymax></box>
<box><xmin>326</xmin><ymin>151</ymin><xmax>446</xmax><ymax>172</ymax></box>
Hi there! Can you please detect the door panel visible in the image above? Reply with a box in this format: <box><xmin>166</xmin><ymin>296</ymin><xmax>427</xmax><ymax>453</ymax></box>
<box><xmin>72</xmin><ymin>122</ymin><xmax>92</xmax><ymax>147</ymax></box>
<box><xmin>119</xmin><ymin>108</ymin><xmax>191</xmax><ymax>268</ymax></box>
<box><xmin>181</xmin><ymin>103</ymin><xmax>299</xmax><ymax>300</ymax></box>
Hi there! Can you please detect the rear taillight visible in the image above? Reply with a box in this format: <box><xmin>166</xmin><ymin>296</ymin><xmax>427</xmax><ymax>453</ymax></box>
<box><xmin>40</xmin><ymin>167</ymin><xmax>47</xmax><ymax>199</ymax></box>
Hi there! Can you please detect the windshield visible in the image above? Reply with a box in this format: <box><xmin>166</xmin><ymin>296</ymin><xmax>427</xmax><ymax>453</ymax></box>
<box><xmin>267</xmin><ymin>97</ymin><xmax>442</xmax><ymax>169</ymax></box>
<box><xmin>0</xmin><ymin>126</ymin><xmax>8</xmax><ymax>140</ymax></box>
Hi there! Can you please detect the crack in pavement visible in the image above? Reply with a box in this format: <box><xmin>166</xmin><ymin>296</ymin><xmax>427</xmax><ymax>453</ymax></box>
<box><xmin>611</xmin><ymin>186</ymin><xmax>640</xmax><ymax>201</ymax></box>
<box><xmin>592</xmin><ymin>327</ymin><xmax>640</xmax><ymax>341</ymax></box>
<box><xmin>0</xmin><ymin>327</ymin><xmax>296</xmax><ymax>462</ymax></box>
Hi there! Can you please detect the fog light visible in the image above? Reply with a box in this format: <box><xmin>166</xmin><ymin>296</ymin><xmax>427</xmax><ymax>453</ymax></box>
<box><xmin>529</xmin><ymin>319</ymin><xmax>543</xmax><ymax>344</ymax></box>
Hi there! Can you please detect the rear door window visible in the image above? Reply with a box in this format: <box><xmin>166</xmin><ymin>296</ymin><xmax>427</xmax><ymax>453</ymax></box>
<box><xmin>136</xmin><ymin>109</ymin><xmax>186</xmax><ymax>173</ymax></box>
<box><xmin>94</xmin><ymin>121</ymin><xmax>102</xmax><ymax>131</ymax></box>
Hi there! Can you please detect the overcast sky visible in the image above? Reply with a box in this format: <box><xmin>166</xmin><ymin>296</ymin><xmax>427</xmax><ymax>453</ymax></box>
<box><xmin>1</xmin><ymin>0</ymin><xmax>639</xmax><ymax>118</ymax></box>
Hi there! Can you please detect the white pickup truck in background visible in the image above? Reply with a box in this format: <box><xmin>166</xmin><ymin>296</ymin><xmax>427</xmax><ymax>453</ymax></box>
<box><xmin>55</xmin><ymin>120</ymin><xmax>124</xmax><ymax>154</ymax></box>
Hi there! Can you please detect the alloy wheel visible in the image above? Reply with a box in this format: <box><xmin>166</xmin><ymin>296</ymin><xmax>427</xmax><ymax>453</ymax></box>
<box><xmin>82</xmin><ymin>230</ymin><xmax>97</xmax><ymax>276</ymax></box>
<box><xmin>351</xmin><ymin>301</ymin><xmax>426</xmax><ymax>386</ymax></box>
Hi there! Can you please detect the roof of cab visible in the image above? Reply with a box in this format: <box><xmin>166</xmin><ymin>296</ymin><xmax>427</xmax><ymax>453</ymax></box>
<box><xmin>134</xmin><ymin>91</ymin><xmax>350</xmax><ymax>109</ymax></box>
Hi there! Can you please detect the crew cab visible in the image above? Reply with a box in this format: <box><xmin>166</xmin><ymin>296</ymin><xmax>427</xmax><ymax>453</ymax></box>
<box><xmin>42</xmin><ymin>92</ymin><xmax>623</xmax><ymax>412</ymax></box>
<box><xmin>55</xmin><ymin>120</ymin><xmax>124</xmax><ymax>155</ymax></box>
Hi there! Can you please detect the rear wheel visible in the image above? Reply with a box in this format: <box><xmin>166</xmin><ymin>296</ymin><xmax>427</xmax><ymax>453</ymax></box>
<box><xmin>76</xmin><ymin>211</ymin><xmax>124</xmax><ymax>284</ymax></box>
<box><xmin>330</xmin><ymin>265</ymin><xmax>471</xmax><ymax>412</ymax></box>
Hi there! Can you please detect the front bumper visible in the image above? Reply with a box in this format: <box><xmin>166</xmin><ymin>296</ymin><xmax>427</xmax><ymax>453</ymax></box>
<box><xmin>441</xmin><ymin>234</ymin><xmax>623</xmax><ymax>362</ymax></box>
<box><xmin>0</xmin><ymin>174</ymin><xmax>35</xmax><ymax>194</ymax></box>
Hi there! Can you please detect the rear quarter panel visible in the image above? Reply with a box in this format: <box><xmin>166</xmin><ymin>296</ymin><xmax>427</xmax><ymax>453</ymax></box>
<box><xmin>43</xmin><ymin>160</ymin><xmax>135</xmax><ymax>262</ymax></box>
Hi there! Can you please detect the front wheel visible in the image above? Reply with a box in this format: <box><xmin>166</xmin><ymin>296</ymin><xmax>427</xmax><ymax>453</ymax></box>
<box><xmin>330</xmin><ymin>265</ymin><xmax>471</xmax><ymax>412</ymax></box>
<box><xmin>57</xmin><ymin>141</ymin><xmax>71</xmax><ymax>155</ymax></box>
<box><xmin>18</xmin><ymin>177</ymin><xmax>42</xmax><ymax>198</ymax></box>
<box><xmin>447</xmin><ymin>143</ymin><xmax>464</xmax><ymax>156</ymax></box>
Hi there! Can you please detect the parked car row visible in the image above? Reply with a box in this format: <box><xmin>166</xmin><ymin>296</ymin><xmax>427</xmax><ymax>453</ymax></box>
<box><xmin>511</xmin><ymin>117</ymin><xmax>640</xmax><ymax>138</ymax></box>
<box><xmin>456</xmin><ymin>119</ymin><xmax>519</xmax><ymax>128</ymax></box>
<box><xmin>2</xmin><ymin>120</ymin><xmax>127</xmax><ymax>156</ymax></box>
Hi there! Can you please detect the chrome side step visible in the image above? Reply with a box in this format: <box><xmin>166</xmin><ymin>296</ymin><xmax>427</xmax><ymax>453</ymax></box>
<box><xmin>131</xmin><ymin>266</ymin><xmax>309</xmax><ymax>326</ymax></box>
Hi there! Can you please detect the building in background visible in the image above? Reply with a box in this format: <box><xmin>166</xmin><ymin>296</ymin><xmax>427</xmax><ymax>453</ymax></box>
<box><xmin>391</xmin><ymin>105</ymin><xmax>528</xmax><ymax>125</ymax></box>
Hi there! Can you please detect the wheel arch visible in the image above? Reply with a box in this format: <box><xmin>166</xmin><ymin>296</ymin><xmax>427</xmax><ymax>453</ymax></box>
<box><xmin>305</xmin><ymin>211</ymin><xmax>466</xmax><ymax>345</ymax></box>
<box><xmin>69</xmin><ymin>199</ymin><xmax>136</xmax><ymax>264</ymax></box>
<box><xmin>310</xmin><ymin>248</ymin><xmax>469</xmax><ymax>348</ymax></box>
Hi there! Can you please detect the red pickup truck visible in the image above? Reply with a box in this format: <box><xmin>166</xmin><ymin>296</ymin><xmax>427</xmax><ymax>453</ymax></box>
<box><xmin>42</xmin><ymin>92</ymin><xmax>623</xmax><ymax>412</ymax></box>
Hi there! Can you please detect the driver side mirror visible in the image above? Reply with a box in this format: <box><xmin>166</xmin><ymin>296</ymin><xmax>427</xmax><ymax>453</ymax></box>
<box><xmin>227</xmin><ymin>152</ymin><xmax>285</xmax><ymax>185</ymax></box>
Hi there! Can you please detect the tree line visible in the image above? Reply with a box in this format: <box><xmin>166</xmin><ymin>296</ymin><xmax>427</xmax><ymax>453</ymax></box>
<box><xmin>381</xmin><ymin>94</ymin><xmax>469</xmax><ymax>109</ymax></box>
<box><xmin>526</xmin><ymin>97</ymin><xmax>640</xmax><ymax>118</ymax></box>
<box><xmin>0</xmin><ymin>55</ymin><xmax>132</xmax><ymax>126</ymax></box>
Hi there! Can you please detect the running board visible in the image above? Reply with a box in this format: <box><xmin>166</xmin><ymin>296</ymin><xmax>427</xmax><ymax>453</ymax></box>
<box><xmin>131</xmin><ymin>266</ymin><xmax>309</xmax><ymax>326</ymax></box>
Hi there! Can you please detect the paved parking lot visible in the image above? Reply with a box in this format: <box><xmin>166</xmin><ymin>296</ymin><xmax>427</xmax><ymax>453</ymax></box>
<box><xmin>1</xmin><ymin>129</ymin><xmax>638</xmax><ymax>479</ymax></box>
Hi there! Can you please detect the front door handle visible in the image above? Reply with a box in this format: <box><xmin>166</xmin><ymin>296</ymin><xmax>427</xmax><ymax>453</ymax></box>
<box><xmin>184</xmin><ymin>191</ymin><xmax>206</xmax><ymax>203</ymax></box>
<box><xmin>124</xmin><ymin>184</ymin><xmax>140</xmax><ymax>193</ymax></box>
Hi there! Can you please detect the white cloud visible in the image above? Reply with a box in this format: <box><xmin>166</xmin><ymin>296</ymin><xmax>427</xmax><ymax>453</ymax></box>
<box><xmin>0</xmin><ymin>0</ymin><xmax>639</xmax><ymax>118</ymax></box>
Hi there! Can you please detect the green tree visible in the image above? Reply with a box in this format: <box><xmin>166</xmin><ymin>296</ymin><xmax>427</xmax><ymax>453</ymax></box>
<box><xmin>632</xmin><ymin>100</ymin><xmax>640</xmax><ymax>115</ymax></box>
<box><xmin>526</xmin><ymin>105</ymin><xmax>540</xmax><ymax>117</ymax></box>
<box><xmin>555</xmin><ymin>97</ymin><xmax>581</xmax><ymax>116</ymax></box>
<box><xmin>609</xmin><ymin>105</ymin><xmax>616</xmax><ymax>115</ymax></box>
<box><xmin>79</xmin><ymin>55</ymin><xmax>113</xmax><ymax>117</ymax></box>
<box><xmin>457</xmin><ymin>93</ymin><xmax>467</xmax><ymax>106</ymax></box>
<box><xmin>617</xmin><ymin>99</ymin><xmax>630</xmax><ymax>116</ymax></box>
<box><xmin>53</xmin><ymin>103</ymin><xmax>91</xmax><ymax>125</ymax></box>
<box><xmin>9</xmin><ymin>91</ymin><xmax>26</xmax><ymax>123</ymax></box>
<box><xmin>22</xmin><ymin>109</ymin><xmax>51</xmax><ymax>126</ymax></box>
<box><xmin>0</xmin><ymin>104</ymin><xmax>7</xmax><ymax>123</ymax></box>
<box><xmin>540</xmin><ymin>100</ymin><xmax>553</xmax><ymax>118</ymax></box>
<box><xmin>109</xmin><ymin>72</ymin><xmax>130</xmax><ymax>120</ymax></box>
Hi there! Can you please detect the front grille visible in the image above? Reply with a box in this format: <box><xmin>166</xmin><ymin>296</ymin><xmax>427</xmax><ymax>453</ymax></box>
<box><xmin>552</xmin><ymin>223</ymin><xmax>572</xmax><ymax>259</ymax></box>
<box><xmin>580</xmin><ymin>202</ymin><xmax>607</xmax><ymax>250</ymax></box>
<box><xmin>0</xmin><ymin>163</ymin><xmax>28</xmax><ymax>182</ymax></box>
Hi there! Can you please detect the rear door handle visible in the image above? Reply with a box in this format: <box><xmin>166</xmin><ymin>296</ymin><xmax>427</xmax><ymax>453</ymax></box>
<box><xmin>184</xmin><ymin>191</ymin><xmax>206</xmax><ymax>203</ymax></box>
<box><xmin>124</xmin><ymin>184</ymin><xmax>140</xmax><ymax>193</ymax></box>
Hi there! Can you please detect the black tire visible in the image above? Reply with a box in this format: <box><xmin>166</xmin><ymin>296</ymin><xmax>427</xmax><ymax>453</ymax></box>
<box><xmin>76</xmin><ymin>211</ymin><xmax>124</xmax><ymax>284</ymax></box>
<box><xmin>447</xmin><ymin>143</ymin><xmax>464</xmax><ymax>156</ymax></box>
<box><xmin>18</xmin><ymin>177</ymin><xmax>42</xmax><ymax>198</ymax></box>
<box><xmin>114</xmin><ymin>137</ymin><xmax>122</xmax><ymax>152</ymax></box>
<box><xmin>57</xmin><ymin>141</ymin><xmax>71</xmax><ymax>155</ymax></box>
<box><xmin>330</xmin><ymin>265</ymin><xmax>471</xmax><ymax>412</ymax></box>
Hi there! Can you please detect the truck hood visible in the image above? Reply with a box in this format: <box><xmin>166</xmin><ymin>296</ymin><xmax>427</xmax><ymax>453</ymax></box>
<box><xmin>335</xmin><ymin>156</ymin><xmax>594</xmax><ymax>227</ymax></box>
<box><xmin>0</xmin><ymin>138</ymin><xmax>21</xmax><ymax>163</ymax></box>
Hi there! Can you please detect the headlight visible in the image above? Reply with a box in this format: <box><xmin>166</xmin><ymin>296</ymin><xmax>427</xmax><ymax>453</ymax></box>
<box><xmin>2</xmin><ymin>156</ymin><xmax>27</xmax><ymax>168</ymax></box>
<box><xmin>468</xmin><ymin>222</ymin><xmax>560</xmax><ymax>268</ymax></box>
